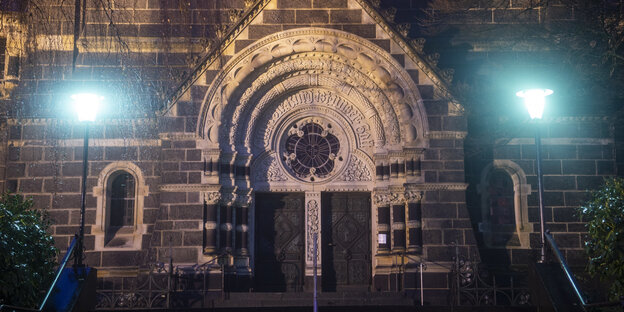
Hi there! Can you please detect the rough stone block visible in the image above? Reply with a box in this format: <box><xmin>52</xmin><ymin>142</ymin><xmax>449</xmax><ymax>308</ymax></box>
<box><xmin>553</xmin><ymin>207</ymin><xmax>579</xmax><ymax>222</ymax></box>
<box><xmin>553</xmin><ymin>233</ymin><xmax>580</xmax><ymax>248</ymax></box>
<box><xmin>296</xmin><ymin>10</ymin><xmax>329</xmax><ymax>23</ymax></box>
<box><xmin>313</xmin><ymin>0</ymin><xmax>347</xmax><ymax>8</ymax></box>
<box><xmin>20</xmin><ymin>147</ymin><xmax>43</xmax><ymax>161</ymax></box>
<box><xmin>417</xmin><ymin>85</ymin><xmax>434</xmax><ymax>100</ymax></box>
<box><xmin>28</xmin><ymin>163</ymin><xmax>59</xmax><ymax>177</ymax></box>
<box><xmin>543</xmin><ymin>176</ymin><xmax>575</xmax><ymax>190</ymax></box>
<box><xmin>169</xmin><ymin>204</ymin><xmax>203</xmax><ymax>220</ymax></box>
<box><xmin>577</xmin><ymin>145</ymin><xmax>604</xmax><ymax>160</ymax></box>
<box><xmin>102</xmin><ymin>251</ymin><xmax>139</xmax><ymax>267</ymax></box>
<box><xmin>562</xmin><ymin>160</ymin><xmax>595</xmax><ymax>175</ymax></box>
<box><xmin>544</xmin><ymin>191</ymin><xmax>564</xmax><ymax>206</ymax></box>
<box><xmin>329</xmin><ymin>9</ymin><xmax>361</xmax><ymax>23</ymax></box>
<box><xmin>564</xmin><ymin>191</ymin><xmax>590</xmax><ymax>207</ymax></box>
<box><xmin>278</xmin><ymin>0</ymin><xmax>311</xmax><ymax>8</ymax></box>
<box><xmin>183</xmin><ymin>231</ymin><xmax>203</xmax><ymax>246</ymax></box>
<box><xmin>161</xmin><ymin>192</ymin><xmax>186</xmax><ymax>204</ymax></box>
<box><xmin>44</xmin><ymin>178</ymin><xmax>80</xmax><ymax>193</ymax></box>
<box><xmin>547</xmin><ymin>145</ymin><xmax>577</xmax><ymax>159</ymax></box>
<box><xmin>162</xmin><ymin>172</ymin><xmax>187</xmax><ymax>184</ymax></box>
<box><xmin>7</xmin><ymin>163</ymin><xmax>25</xmax><ymax>178</ymax></box>
<box><xmin>493</xmin><ymin>145</ymin><xmax>521</xmax><ymax>159</ymax></box>
<box><xmin>105</xmin><ymin>146</ymin><xmax>138</xmax><ymax>161</ymax></box>
<box><xmin>163</xmin><ymin>149</ymin><xmax>186</xmax><ymax>161</ymax></box>
<box><xmin>19</xmin><ymin>178</ymin><xmax>43</xmax><ymax>193</ymax></box>
<box><xmin>422</xmin><ymin>203</ymin><xmax>456</xmax><ymax>218</ymax></box>
<box><xmin>249</xmin><ymin>25</ymin><xmax>283</xmax><ymax>39</ymax></box>
<box><xmin>423</xmin><ymin>229</ymin><xmax>442</xmax><ymax>244</ymax></box>
<box><xmin>576</xmin><ymin>176</ymin><xmax>606</xmax><ymax>190</ymax></box>
<box><xmin>596</xmin><ymin>161</ymin><xmax>615</xmax><ymax>175</ymax></box>
<box><xmin>442</xmin><ymin>116</ymin><xmax>467</xmax><ymax>132</ymax></box>
<box><xmin>438</xmin><ymin>171</ymin><xmax>464</xmax><ymax>183</ymax></box>
<box><xmin>440</xmin><ymin>149</ymin><xmax>464</xmax><ymax>160</ymax></box>
<box><xmin>186</xmin><ymin>149</ymin><xmax>201</xmax><ymax>161</ymax></box>
<box><xmin>263</xmin><ymin>10</ymin><xmax>295</xmax><ymax>23</ymax></box>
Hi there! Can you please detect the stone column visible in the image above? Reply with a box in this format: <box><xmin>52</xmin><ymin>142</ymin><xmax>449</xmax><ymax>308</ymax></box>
<box><xmin>219</xmin><ymin>192</ymin><xmax>235</xmax><ymax>254</ymax></box>
<box><xmin>203</xmin><ymin>191</ymin><xmax>221</xmax><ymax>254</ymax></box>
<box><xmin>373</xmin><ymin>192</ymin><xmax>391</xmax><ymax>254</ymax></box>
<box><xmin>304</xmin><ymin>191</ymin><xmax>321</xmax><ymax>290</ymax></box>
<box><xmin>390</xmin><ymin>191</ymin><xmax>407</xmax><ymax>253</ymax></box>
<box><xmin>235</xmin><ymin>190</ymin><xmax>251</xmax><ymax>256</ymax></box>
<box><xmin>405</xmin><ymin>190</ymin><xmax>423</xmax><ymax>254</ymax></box>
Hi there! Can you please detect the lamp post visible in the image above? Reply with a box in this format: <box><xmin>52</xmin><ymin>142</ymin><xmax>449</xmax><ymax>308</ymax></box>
<box><xmin>516</xmin><ymin>88</ymin><xmax>553</xmax><ymax>263</ymax></box>
<box><xmin>72</xmin><ymin>93</ymin><xmax>103</xmax><ymax>267</ymax></box>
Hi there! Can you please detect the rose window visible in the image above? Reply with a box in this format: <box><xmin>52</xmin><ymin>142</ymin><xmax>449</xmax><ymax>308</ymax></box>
<box><xmin>284</xmin><ymin>123</ymin><xmax>340</xmax><ymax>179</ymax></box>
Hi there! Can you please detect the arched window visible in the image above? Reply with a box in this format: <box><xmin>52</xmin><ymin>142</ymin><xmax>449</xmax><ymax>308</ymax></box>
<box><xmin>109</xmin><ymin>172</ymin><xmax>135</xmax><ymax>227</ymax></box>
<box><xmin>478</xmin><ymin>160</ymin><xmax>531</xmax><ymax>249</ymax></box>
<box><xmin>486</xmin><ymin>169</ymin><xmax>516</xmax><ymax>246</ymax></box>
<box><xmin>93</xmin><ymin>162</ymin><xmax>148</xmax><ymax>250</ymax></box>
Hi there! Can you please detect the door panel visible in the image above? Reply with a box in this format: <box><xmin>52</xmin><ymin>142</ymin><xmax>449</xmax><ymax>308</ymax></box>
<box><xmin>254</xmin><ymin>193</ymin><xmax>305</xmax><ymax>292</ymax></box>
<box><xmin>322</xmin><ymin>192</ymin><xmax>371</xmax><ymax>291</ymax></box>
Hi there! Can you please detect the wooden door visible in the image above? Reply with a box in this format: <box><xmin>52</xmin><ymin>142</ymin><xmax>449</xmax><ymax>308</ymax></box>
<box><xmin>254</xmin><ymin>193</ymin><xmax>305</xmax><ymax>292</ymax></box>
<box><xmin>322</xmin><ymin>192</ymin><xmax>371</xmax><ymax>291</ymax></box>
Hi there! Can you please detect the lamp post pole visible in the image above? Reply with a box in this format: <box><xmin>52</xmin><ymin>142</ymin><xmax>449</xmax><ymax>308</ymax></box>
<box><xmin>75</xmin><ymin>122</ymin><xmax>90</xmax><ymax>267</ymax></box>
<box><xmin>534</xmin><ymin>122</ymin><xmax>546</xmax><ymax>263</ymax></box>
<box><xmin>516</xmin><ymin>88</ymin><xmax>552</xmax><ymax>263</ymax></box>
<box><xmin>71</xmin><ymin>93</ymin><xmax>102</xmax><ymax>268</ymax></box>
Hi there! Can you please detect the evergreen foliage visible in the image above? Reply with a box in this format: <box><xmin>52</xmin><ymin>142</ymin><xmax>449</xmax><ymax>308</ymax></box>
<box><xmin>579</xmin><ymin>178</ymin><xmax>624</xmax><ymax>300</ymax></box>
<box><xmin>0</xmin><ymin>193</ymin><xmax>57</xmax><ymax>308</ymax></box>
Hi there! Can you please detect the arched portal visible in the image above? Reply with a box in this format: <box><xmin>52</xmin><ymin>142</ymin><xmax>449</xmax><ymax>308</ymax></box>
<box><xmin>197</xmin><ymin>28</ymin><xmax>430</xmax><ymax>291</ymax></box>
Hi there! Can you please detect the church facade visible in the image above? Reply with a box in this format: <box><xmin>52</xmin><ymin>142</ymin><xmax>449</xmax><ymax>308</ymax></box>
<box><xmin>0</xmin><ymin>0</ymin><xmax>620</xmax><ymax>308</ymax></box>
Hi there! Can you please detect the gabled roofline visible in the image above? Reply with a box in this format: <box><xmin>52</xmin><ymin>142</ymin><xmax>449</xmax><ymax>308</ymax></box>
<box><xmin>161</xmin><ymin>0</ymin><xmax>460</xmax><ymax>115</ymax></box>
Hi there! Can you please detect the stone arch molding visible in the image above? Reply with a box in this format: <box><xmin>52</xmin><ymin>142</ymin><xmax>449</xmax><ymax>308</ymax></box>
<box><xmin>198</xmin><ymin>28</ymin><xmax>429</xmax><ymax>153</ymax></box>
<box><xmin>91</xmin><ymin>161</ymin><xmax>149</xmax><ymax>250</ymax></box>
<box><xmin>478</xmin><ymin>160</ymin><xmax>531</xmax><ymax>248</ymax></box>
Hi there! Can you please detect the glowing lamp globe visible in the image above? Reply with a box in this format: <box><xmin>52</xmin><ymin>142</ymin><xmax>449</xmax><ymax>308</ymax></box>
<box><xmin>516</xmin><ymin>89</ymin><xmax>553</xmax><ymax>120</ymax></box>
<box><xmin>71</xmin><ymin>93</ymin><xmax>103</xmax><ymax>122</ymax></box>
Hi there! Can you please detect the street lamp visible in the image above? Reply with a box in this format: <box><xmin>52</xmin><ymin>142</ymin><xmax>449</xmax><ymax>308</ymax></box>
<box><xmin>72</xmin><ymin>93</ymin><xmax>103</xmax><ymax>267</ymax></box>
<box><xmin>516</xmin><ymin>88</ymin><xmax>553</xmax><ymax>263</ymax></box>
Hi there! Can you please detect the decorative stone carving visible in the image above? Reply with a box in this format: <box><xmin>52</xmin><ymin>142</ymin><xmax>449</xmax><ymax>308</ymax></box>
<box><xmin>204</xmin><ymin>191</ymin><xmax>222</xmax><ymax>204</ymax></box>
<box><xmin>199</xmin><ymin>28</ymin><xmax>429</xmax><ymax>152</ymax></box>
<box><xmin>254</xmin><ymin>155</ymin><xmax>288</xmax><ymax>182</ymax></box>
<box><xmin>396</xmin><ymin>23</ymin><xmax>411</xmax><ymax>37</ymax></box>
<box><xmin>220</xmin><ymin>192</ymin><xmax>236</xmax><ymax>206</ymax></box>
<box><xmin>374</xmin><ymin>192</ymin><xmax>405</xmax><ymax>205</ymax></box>
<box><xmin>306</xmin><ymin>199</ymin><xmax>320</xmax><ymax>262</ymax></box>
<box><xmin>404</xmin><ymin>190</ymin><xmax>423</xmax><ymax>203</ymax></box>
<box><xmin>410</xmin><ymin>38</ymin><xmax>426</xmax><ymax>53</ymax></box>
<box><xmin>341</xmin><ymin>155</ymin><xmax>372</xmax><ymax>181</ymax></box>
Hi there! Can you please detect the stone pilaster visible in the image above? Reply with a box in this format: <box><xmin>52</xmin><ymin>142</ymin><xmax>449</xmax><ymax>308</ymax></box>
<box><xmin>203</xmin><ymin>190</ymin><xmax>221</xmax><ymax>254</ymax></box>
<box><xmin>304</xmin><ymin>192</ymin><xmax>321</xmax><ymax>276</ymax></box>
<box><xmin>405</xmin><ymin>189</ymin><xmax>423</xmax><ymax>254</ymax></box>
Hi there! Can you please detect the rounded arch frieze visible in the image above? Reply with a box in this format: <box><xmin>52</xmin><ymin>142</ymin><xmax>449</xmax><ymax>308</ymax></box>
<box><xmin>224</xmin><ymin>53</ymin><xmax>395</xmax><ymax>150</ymax></box>
<box><xmin>198</xmin><ymin>28</ymin><xmax>429</xmax><ymax>152</ymax></box>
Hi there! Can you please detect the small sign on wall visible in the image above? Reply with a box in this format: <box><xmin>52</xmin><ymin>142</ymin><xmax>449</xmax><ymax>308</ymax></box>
<box><xmin>378</xmin><ymin>233</ymin><xmax>387</xmax><ymax>244</ymax></box>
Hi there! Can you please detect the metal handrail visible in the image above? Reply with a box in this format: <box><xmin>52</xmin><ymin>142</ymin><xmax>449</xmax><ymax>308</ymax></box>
<box><xmin>40</xmin><ymin>235</ymin><xmax>78</xmax><ymax>310</ymax></box>
<box><xmin>544</xmin><ymin>231</ymin><xmax>624</xmax><ymax>310</ymax></box>
<box><xmin>544</xmin><ymin>230</ymin><xmax>587</xmax><ymax>306</ymax></box>
<box><xmin>0</xmin><ymin>236</ymin><xmax>78</xmax><ymax>312</ymax></box>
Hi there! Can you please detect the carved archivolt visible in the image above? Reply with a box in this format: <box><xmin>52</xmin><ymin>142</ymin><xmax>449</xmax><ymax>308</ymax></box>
<box><xmin>198</xmin><ymin>28</ymin><xmax>429</xmax><ymax>153</ymax></box>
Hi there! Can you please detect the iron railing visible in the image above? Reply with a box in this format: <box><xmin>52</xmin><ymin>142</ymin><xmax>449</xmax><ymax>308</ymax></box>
<box><xmin>95</xmin><ymin>257</ymin><xmax>224</xmax><ymax>310</ymax></box>
<box><xmin>451</xmin><ymin>244</ymin><xmax>532</xmax><ymax>306</ymax></box>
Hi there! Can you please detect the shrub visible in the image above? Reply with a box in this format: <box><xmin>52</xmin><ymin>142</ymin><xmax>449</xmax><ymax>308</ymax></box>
<box><xmin>579</xmin><ymin>177</ymin><xmax>624</xmax><ymax>300</ymax></box>
<box><xmin>0</xmin><ymin>193</ymin><xmax>57</xmax><ymax>307</ymax></box>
